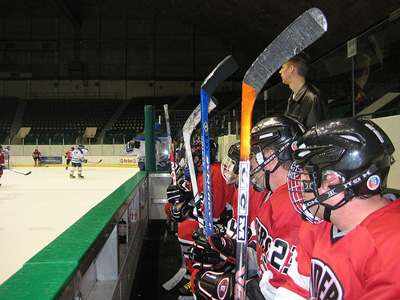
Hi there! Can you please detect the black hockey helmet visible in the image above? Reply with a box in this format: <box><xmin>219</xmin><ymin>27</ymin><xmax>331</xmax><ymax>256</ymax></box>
<box><xmin>221</xmin><ymin>142</ymin><xmax>240</xmax><ymax>184</ymax></box>
<box><xmin>250</xmin><ymin>115</ymin><xmax>305</xmax><ymax>192</ymax></box>
<box><xmin>287</xmin><ymin>117</ymin><xmax>395</xmax><ymax>224</ymax></box>
<box><xmin>191</xmin><ymin>138</ymin><xmax>219</xmax><ymax>167</ymax></box>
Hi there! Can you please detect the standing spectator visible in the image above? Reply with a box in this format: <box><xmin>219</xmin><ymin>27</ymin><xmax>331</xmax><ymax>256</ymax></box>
<box><xmin>32</xmin><ymin>149</ymin><xmax>42</xmax><ymax>167</ymax></box>
<box><xmin>279</xmin><ymin>51</ymin><xmax>328</xmax><ymax>128</ymax></box>
<box><xmin>0</xmin><ymin>146</ymin><xmax>5</xmax><ymax>187</ymax></box>
<box><xmin>70</xmin><ymin>144</ymin><xmax>88</xmax><ymax>179</ymax></box>
<box><xmin>64</xmin><ymin>147</ymin><xmax>74</xmax><ymax>170</ymax></box>
<box><xmin>276</xmin><ymin>117</ymin><xmax>398</xmax><ymax>299</ymax></box>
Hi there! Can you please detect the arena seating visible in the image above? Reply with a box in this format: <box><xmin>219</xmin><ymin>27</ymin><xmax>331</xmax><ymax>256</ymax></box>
<box><xmin>21</xmin><ymin>98</ymin><xmax>122</xmax><ymax>144</ymax></box>
<box><xmin>0</xmin><ymin>98</ymin><xmax>19</xmax><ymax>144</ymax></box>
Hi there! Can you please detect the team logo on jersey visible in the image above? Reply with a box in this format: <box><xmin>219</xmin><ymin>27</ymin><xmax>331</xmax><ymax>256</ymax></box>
<box><xmin>256</xmin><ymin>217</ymin><xmax>272</xmax><ymax>253</ymax></box>
<box><xmin>366</xmin><ymin>175</ymin><xmax>380</xmax><ymax>191</ymax></box>
<box><xmin>310</xmin><ymin>258</ymin><xmax>344</xmax><ymax>300</ymax></box>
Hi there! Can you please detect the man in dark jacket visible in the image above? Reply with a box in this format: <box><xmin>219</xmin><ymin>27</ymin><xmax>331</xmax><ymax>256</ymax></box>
<box><xmin>279</xmin><ymin>51</ymin><xmax>328</xmax><ymax>128</ymax></box>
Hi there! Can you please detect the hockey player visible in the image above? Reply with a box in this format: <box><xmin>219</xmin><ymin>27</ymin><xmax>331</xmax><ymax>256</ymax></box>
<box><xmin>32</xmin><ymin>149</ymin><xmax>42</xmax><ymax>167</ymax></box>
<box><xmin>124</xmin><ymin>137</ymin><xmax>146</xmax><ymax>170</ymax></box>
<box><xmin>0</xmin><ymin>146</ymin><xmax>5</xmax><ymax>186</ymax></box>
<box><xmin>64</xmin><ymin>147</ymin><xmax>74</xmax><ymax>170</ymax></box>
<box><xmin>168</xmin><ymin>139</ymin><xmax>235</xmax><ymax>296</ymax></box>
<box><xmin>189</xmin><ymin>142</ymin><xmax>265</xmax><ymax>299</ymax></box>
<box><xmin>190</xmin><ymin>116</ymin><xmax>306</xmax><ymax>300</ymax></box>
<box><xmin>3</xmin><ymin>146</ymin><xmax>10</xmax><ymax>169</ymax></box>
<box><xmin>70</xmin><ymin>144</ymin><xmax>89</xmax><ymax>179</ymax></box>
<box><xmin>275</xmin><ymin>118</ymin><xmax>399</xmax><ymax>300</ymax></box>
<box><xmin>124</xmin><ymin>122</ymin><xmax>169</xmax><ymax>171</ymax></box>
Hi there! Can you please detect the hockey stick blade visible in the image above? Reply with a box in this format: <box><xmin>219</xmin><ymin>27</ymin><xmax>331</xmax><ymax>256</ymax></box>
<box><xmin>163</xmin><ymin>104</ymin><xmax>177</xmax><ymax>185</ymax></box>
<box><xmin>162</xmin><ymin>254</ymin><xmax>187</xmax><ymax>291</ymax></box>
<box><xmin>202</xmin><ymin>55</ymin><xmax>239</xmax><ymax>95</ymax></box>
<box><xmin>243</xmin><ymin>8</ymin><xmax>327</xmax><ymax>93</ymax></box>
<box><xmin>7</xmin><ymin>169</ymin><xmax>32</xmax><ymax>176</ymax></box>
<box><xmin>235</xmin><ymin>8</ymin><xmax>327</xmax><ymax>300</ymax></box>
<box><xmin>162</xmin><ymin>267</ymin><xmax>187</xmax><ymax>291</ymax></box>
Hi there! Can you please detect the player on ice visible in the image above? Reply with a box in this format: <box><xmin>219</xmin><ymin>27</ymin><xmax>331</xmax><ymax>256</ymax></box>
<box><xmin>65</xmin><ymin>147</ymin><xmax>74</xmax><ymax>170</ymax></box>
<box><xmin>70</xmin><ymin>144</ymin><xmax>89</xmax><ymax>179</ymax></box>
<box><xmin>124</xmin><ymin>122</ymin><xmax>170</xmax><ymax>171</ymax></box>
<box><xmin>0</xmin><ymin>146</ymin><xmax>5</xmax><ymax>186</ymax></box>
<box><xmin>32</xmin><ymin>149</ymin><xmax>42</xmax><ymax>167</ymax></box>
<box><xmin>3</xmin><ymin>146</ymin><xmax>10</xmax><ymax>169</ymax></box>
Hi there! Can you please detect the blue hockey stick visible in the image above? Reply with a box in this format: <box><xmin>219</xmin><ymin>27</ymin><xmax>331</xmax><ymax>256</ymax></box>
<box><xmin>200</xmin><ymin>55</ymin><xmax>239</xmax><ymax>237</ymax></box>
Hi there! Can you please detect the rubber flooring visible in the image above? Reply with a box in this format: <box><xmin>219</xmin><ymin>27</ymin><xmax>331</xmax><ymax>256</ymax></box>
<box><xmin>130</xmin><ymin>220</ymin><xmax>190</xmax><ymax>300</ymax></box>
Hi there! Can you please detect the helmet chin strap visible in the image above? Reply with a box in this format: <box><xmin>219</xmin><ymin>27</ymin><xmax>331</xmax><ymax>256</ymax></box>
<box><xmin>320</xmin><ymin>191</ymin><xmax>354</xmax><ymax>222</ymax></box>
<box><xmin>264</xmin><ymin>161</ymin><xmax>281</xmax><ymax>192</ymax></box>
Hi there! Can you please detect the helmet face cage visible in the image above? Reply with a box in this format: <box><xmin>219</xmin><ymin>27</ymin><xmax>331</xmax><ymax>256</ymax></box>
<box><xmin>192</xmin><ymin>138</ymin><xmax>219</xmax><ymax>167</ymax></box>
<box><xmin>221</xmin><ymin>155</ymin><xmax>237</xmax><ymax>185</ymax></box>
<box><xmin>191</xmin><ymin>141</ymin><xmax>203</xmax><ymax>167</ymax></box>
<box><xmin>221</xmin><ymin>142</ymin><xmax>240</xmax><ymax>185</ymax></box>
<box><xmin>287</xmin><ymin>163</ymin><xmax>348</xmax><ymax>224</ymax></box>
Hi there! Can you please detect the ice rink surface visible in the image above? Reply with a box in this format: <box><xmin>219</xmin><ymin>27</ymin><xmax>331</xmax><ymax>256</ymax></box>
<box><xmin>0</xmin><ymin>165</ymin><xmax>139</xmax><ymax>285</ymax></box>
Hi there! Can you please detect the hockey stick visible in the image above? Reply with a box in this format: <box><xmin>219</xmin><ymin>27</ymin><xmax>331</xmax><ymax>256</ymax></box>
<box><xmin>201</xmin><ymin>55</ymin><xmax>238</xmax><ymax>237</ymax></box>
<box><xmin>6</xmin><ymin>169</ymin><xmax>32</xmax><ymax>176</ymax></box>
<box><xmin>84</xmin><ymin>159</ymin><xmax>102</xmax><ymax>164</ymax></box>
<box><xmin>163</xmin><ymin>104</ymin><xmax>177</xmax><ymax>186</ymax></box>
<box><xmin>234</xmin><ymin>8</ymin><xmax>327</xmax><ymax>300</ymax></box>
<box><xmin>184</xmin><ymin>97</ymin><xmax>218</xmax><ymax>231</ymax></box>
<box><xmin>162</xmin><ymin>98</ymin><xmax>218</xmax><ymax>291</ymax></box>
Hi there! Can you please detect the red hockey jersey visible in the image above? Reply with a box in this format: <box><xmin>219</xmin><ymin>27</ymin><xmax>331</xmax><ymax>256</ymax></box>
<box><xmin>196</xmin><ymin>161</ymin><xmax>235</xmax><ymax>220</ymax></box>
<box><xmin>256</xmin><ymin>183</ymin><xmax>303</xmax><ymax>298</ymax></box>
<box><xmin>276</xmin><ymin>198</ymin><xmax>400</xmax><ymax>300</ymax></box>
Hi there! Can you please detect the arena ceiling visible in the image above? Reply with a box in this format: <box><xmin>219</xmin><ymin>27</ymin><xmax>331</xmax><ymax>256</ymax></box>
<box><xmin>2</xmin><ymin>0</ymin><xmax>400</xmax><ymax>68</ymax></box>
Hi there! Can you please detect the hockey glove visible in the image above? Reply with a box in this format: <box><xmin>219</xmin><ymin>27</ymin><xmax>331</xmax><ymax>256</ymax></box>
<box><xmin>167</xmin><ymin>184</ymin><xmax>184</xmax><ymax>204</ymax></box>
<box><xmin>193</xmin><ymin>270</ymin><xmax>235</xmax><ymax>300</ymax></box>
<box><xmin>190</xmin><ymin>227</ymin><xmax>220</xmax><ymax>270</ymax></box>
<box><xmin>208</xmin><ymin>235</ymin><xmax>236</xmax><ymax>266</ymax></box>
<box><xmin>169</xmin><ymin>202</ymin><xmax>193</xmax><ymax>223</ymax></box>
<box><xmin>167</xmin><ymin>183</ymin><xmax>193</xmax><ymax>204</ymax></box>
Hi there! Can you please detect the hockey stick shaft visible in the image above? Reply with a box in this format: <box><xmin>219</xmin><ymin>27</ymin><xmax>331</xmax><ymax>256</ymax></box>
<box><xmin>163</xmin><ymin>104</ymin><xmax>177</xmax><ymax>186</ymax></box>
<box><xmin>201</xmin><ymin>55</ymin><xmax>238</xmax><ymax>237</ymax></box>
<box><xmin>234</xmin><ymin>8</ymin><xmax>327</xmax><ymax>300</ymax></box>
<box><xmin>183</xmin><ymin>98</ymin><xmax>218</xmax><ymax>230</ymax></box>
<box><xmin>200</xmin><ymin>89</ymin><xmax>214</xmax><ymax>236</ymax></box>
<box><xmin>7</xmin><ymin>169</ymin><xmax>32</xmax><ymax>175</ymax></box>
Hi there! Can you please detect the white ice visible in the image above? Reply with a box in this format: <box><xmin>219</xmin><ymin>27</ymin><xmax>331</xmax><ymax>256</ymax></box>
<box><xmin>0</xmin><ymin>165</ymin><xmax>139</xmax><ymax>285</ymax></box>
